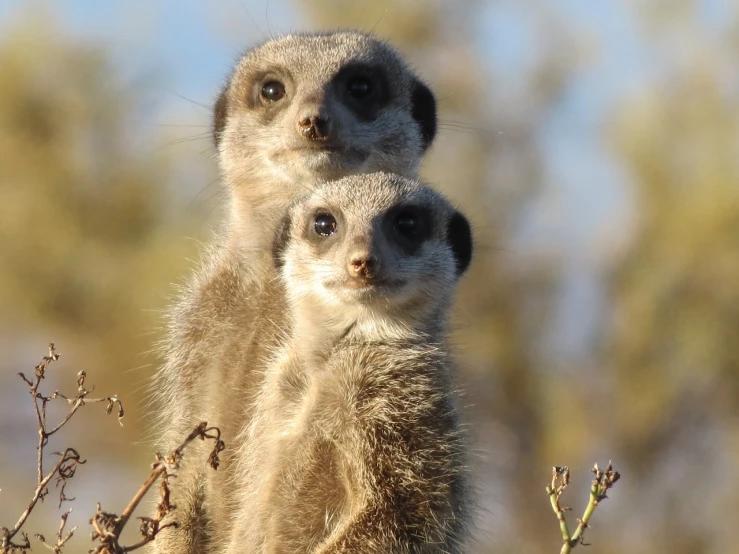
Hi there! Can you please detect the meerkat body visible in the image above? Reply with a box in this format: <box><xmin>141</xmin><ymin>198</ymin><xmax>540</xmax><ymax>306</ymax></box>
<box><xmin>225</xmin><ymin>173</ymin><xmax>474</xmax><ymax>553</ymax></box>
<box><xmin>150</xmin><ymin>32</ymin><xmax>438</xmax><ymax>553</ymax></box>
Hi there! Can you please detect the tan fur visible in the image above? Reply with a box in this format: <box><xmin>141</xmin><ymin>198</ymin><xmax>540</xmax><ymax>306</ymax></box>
<box><xmin>148</xmin><ymin>32</ymin><xmax>437</xmax><ymax>554</ymax></box>
<box><xmin>225</xmin><ymin>173</ymin><xmax>473</xmax><ymax>553</ymax></box>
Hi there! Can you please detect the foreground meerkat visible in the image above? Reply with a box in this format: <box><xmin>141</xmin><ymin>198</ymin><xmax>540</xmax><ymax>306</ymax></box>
<box><xmin>225</xmin><ymin>172</ymin><xmax>473</xmax><ymax>553</ymax></box>
<box><xmin>150</xmin><ymin>32</ymin><xmax>438</xmax><ymax>553</ymax></box>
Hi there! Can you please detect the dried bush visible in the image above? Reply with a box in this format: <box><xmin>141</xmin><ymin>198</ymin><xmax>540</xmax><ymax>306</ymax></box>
<box><xmin>0</xmin><ymin>344</ymin><xmax>223</xmax><ymax>554</ymax></box>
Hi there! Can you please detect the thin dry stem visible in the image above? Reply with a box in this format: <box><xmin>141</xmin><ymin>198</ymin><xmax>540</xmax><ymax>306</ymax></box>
<box><xmin>0</xmin><ymin>343</ymin><xmax>122</xmax><ymax>554</ymax></box>
<box><xmin>1</xmin><ymin>344</ymin><xmax>225</xmax><ymax>554</ymax></box>
<box><xmin>546</xmin><ymin>461</ymin><xmax>621</xmax><ymax>553</ymax></box>
<box><xmin>89</xmin><ymin>422</ymin><xmax>225</xmax><ymax>554</ymax></box>
<box><xmin>35</xmin><ymin>510</ymin><xmax>77</xmax><ymax>553</ymax></box>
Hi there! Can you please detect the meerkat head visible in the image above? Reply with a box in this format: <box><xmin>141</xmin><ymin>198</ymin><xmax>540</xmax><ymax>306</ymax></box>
<box><xmin>213</xmin><ymin>32</ymin><xmax>437</xmax><ymax>208</ymax></box>
<box><xmin>273</xmin><ymin>172</ymin><xmax>472</xmax><ymax>336</ymax></box>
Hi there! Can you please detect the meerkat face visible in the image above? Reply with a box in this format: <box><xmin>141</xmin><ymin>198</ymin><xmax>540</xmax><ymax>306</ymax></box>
<box><xmin>274</xmin><ymin>173</ymin><xmax>472</xmax><ymax>323</ymax></box>
<box><xmin>213</xmin><ymin>32</ymin><xmax>436</xmax><ymax>193</ymax></box>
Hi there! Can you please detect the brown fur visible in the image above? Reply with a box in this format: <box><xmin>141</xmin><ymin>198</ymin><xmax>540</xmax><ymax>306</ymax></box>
<box><xmin>148</xmin><ymin>32</ymin><xmax>437</xmax><ymax>554</ymax></box>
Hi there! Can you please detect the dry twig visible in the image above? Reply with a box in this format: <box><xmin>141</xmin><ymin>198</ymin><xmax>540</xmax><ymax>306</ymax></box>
<box><xmin>0</xmin><ymin>343</ymin><xmax>123</xmax><ymax>554</ymax></box>
<box><xmin>35</xmin><ymin>510</ymin><xmax>76</xmax><ymax>553</ymax></box>
<box><xmin>546</xmin><ymin>461</ymin><xmax>621</xmax><ymax>553</ymax></box>
<box><xmin>89</xmin><ymin>421</ymin><xmax>225</xmax><ymax>554</ymax></box>
<box><xmin>1</xmin><ymin>344</ymin><xmax>225</xmax><ymax>554</ymax></box>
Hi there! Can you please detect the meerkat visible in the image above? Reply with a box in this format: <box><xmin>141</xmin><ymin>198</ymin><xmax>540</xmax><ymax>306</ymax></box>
<box><xmin>224</xmin><ymin>172</ymin><xmax>474</xmax><ymax>553</ymax></box>
<box><xmin>150</xmin><ymin>32</ymin><xmax>438</xmax><ymax>553</ymax></box>
<box><xmin>214</xmin><ymin>30</ymin><xmax>437</xmax><ymax>255</ymax></box>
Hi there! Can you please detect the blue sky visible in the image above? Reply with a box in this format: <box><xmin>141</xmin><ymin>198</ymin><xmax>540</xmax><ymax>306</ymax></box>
<box><xmin>1</xmin><ymin>1</ymin><xmax>295</xmax><ymax>102</ymax></box>
<box><xmin>2</xmin><ymin>0</ymin><xmax>705</xmax><ymax>356</ymax></box>
<box><xmin>0</xmin><ymin>1</ymin><xmax>647</xmax><ymax>117</ymax></box>
<box><xmin>0</xmin><ymin>0</ymin><xmax>641</xmax><ymax>356</ymax></box>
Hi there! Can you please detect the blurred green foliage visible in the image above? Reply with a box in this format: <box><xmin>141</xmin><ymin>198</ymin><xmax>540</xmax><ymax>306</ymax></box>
<box><xmin>603</xmin><ymin>12</ymin><xmax>739</xmax><ymax>552</ymax></box>
<box><xmin>0</xmin><ymin>16</ymin><xmax>210</xmax><ymax>552</ymax></box>
<box><xmin>1</xmin><ymin>2</ymin><xmax>739</xmax><ymax>554</ymax></box>
<box><xmin>0</xmin><ymin>16</ymin><xmax>203</xmax><ymax>427</ymax></box>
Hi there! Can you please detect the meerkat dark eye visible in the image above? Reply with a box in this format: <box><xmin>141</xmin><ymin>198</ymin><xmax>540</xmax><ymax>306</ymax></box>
<box><xmin>391</xmin><ymin>207</ymin><xmax>431</xmax><ymax>245</ymax></box>
<box><xmin>395</xmin><ymin>210</ymin><xmax>419</xmax><ymax>237</ymax></box>
<box><xmin>261</xmin><ymin>81</ymin><xmax>286</xmax><ymax>102</ymax></box>
<box><xmin>314</xmin><ymin>213</ymin><xmax>338</xmax><ymax>236</ymax></box>
<box><xmin>346</xmin><ymin>76</ymin><xmax>374</xmax><ymax>100</ymax></box>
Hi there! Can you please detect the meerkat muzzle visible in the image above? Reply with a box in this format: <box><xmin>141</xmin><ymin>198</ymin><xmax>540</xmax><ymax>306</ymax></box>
<box><xmin>347</xmin><ymin>252</ymin><xmax>379</xmax><ymax>280</ymax></box>
<box><xmin>297</xmin><ymin>113</ymin><xmax>331</xmax><ymax>141</ymax></box>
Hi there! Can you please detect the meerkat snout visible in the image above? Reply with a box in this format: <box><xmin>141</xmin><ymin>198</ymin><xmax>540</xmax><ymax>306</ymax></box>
<box><xmin>347</xmin><ymin>249</ymin><xmax>379</xmax><ymax>280</ymax></box>
<box><xmin>297</xmin><ymin>110</ymin><xmax>331</xmax><ymax>141</ymax></box>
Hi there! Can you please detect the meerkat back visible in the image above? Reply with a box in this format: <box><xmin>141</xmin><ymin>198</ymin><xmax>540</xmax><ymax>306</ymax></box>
<box><xmin>225</xmin><ymin>173</ymin><xmax>474</xmax><ymax>553</ymax></box>
<box><xmin>148</xmin><ymin>32</ymin><xmax>439</xmax><ymax>554</ymax></box>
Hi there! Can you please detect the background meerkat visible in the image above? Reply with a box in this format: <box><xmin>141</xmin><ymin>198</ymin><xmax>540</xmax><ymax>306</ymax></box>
<box><xmin>149</xmin><ymin>32</ymin><xmax>438</xmax><ymax>553</ymax></box>
<box><xmin>214</xmin><ymin>30</ymin><xmax>437</xmax><ymax>255</ymax></box>
<box><xmin>225</xmin><ymin>172</ymin><xmax>474</xmax><ymax>553</ymax></box>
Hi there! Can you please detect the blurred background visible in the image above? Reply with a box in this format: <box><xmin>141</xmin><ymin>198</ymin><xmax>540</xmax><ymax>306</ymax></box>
<box><xmin>1</xmin><ymin>0</ymin><xmax>737</xmax><ymax>552</ymax></box>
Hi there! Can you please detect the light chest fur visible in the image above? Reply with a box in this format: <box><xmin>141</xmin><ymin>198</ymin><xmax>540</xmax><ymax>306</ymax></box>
<box><xmin>229</xmin><ymin>336</ymin><xmax>468</xmax><ymax>554</ymax></box>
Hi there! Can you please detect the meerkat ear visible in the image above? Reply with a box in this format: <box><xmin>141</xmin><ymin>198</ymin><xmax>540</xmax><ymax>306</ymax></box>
<box><xmin>411</xmin><ymin>79</ymin><xmax>437</xmax><ymax>151</ymax></box>
<box><xmin>272</xmin><ymin>212</ymin><xmax>293</xmax><ymax>270</ymax></box>
<box><xmin>447</xmin><ymin>211</ymin><xmax>473</xmax><ymax>276</ymax></box>
<box><xmin>213</xmin><ymin>86</ymin><xmax>229</xmax><ymax>147</ymax></box>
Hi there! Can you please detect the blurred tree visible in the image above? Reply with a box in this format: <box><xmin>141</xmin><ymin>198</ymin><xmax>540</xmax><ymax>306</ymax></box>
<box><xmin>0</xmin><ymin>17</ymin><xmax>187</xmax><ymax>437</ymax></box>
<box><xmin>0</xmin><ymin>14</ymin><xmax>206</xmax><ymax>553</ymax></box>
<box><xmin>603</xmin><ymin>3</ymin><xmax>739</xmax><ymax>552</ymax></box>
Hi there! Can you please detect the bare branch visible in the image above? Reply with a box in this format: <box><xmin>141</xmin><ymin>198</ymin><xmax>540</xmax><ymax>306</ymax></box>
<box><xmin>0</xmin><ymin>343</ymin><xmax>122</xmax><ymax>554</ymax></box>
<box><xmin>1</xmin><ymin>344</ymin><xmax>225</xmax><ymax>554</ymax></box>
<box><xmin>89</xmin><ymin>422</ymin><xmax>225</xmax><ymax>554</ymax></box>
<box><xmin>36</xmin><ymin>510</ymin><xmax>77</xmax><ymax>553</ymax></box>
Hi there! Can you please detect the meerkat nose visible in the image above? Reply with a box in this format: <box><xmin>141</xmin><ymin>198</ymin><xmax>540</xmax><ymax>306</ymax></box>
<box><xmin>297</xmin><ymin>111</ymin><xmax>331</xmax><ymax>141</ymax></box>
<box><xmin>348</xmin><ymin>252</ymin><xmax>378</xmax><ymax>279</ymax></box>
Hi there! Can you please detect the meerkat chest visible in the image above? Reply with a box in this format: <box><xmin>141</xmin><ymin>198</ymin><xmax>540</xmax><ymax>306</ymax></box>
<box><xmin>272</xmin><ymin>342</ymin><xmax>443</xmax><ymax>436</ymax></box>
